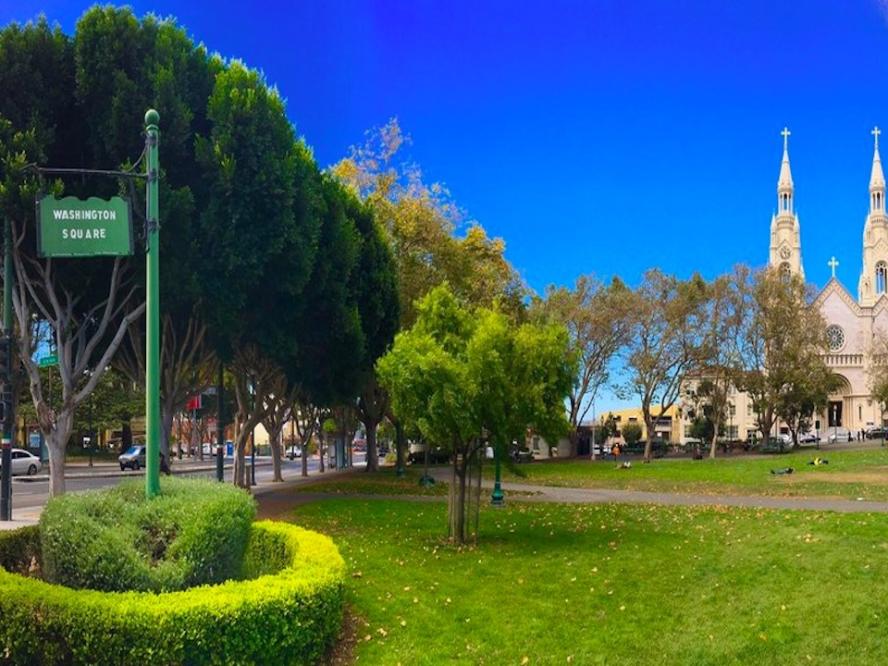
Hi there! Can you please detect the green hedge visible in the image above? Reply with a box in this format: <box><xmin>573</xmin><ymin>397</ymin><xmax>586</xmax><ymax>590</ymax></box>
<box><xmin>40</xmin><ymin>478</ymin><xmax>255</xmax><ymax>592</ymax></box>
<box><xmin>0</xmin><ymin>520</ymin><xmax>346</xmax><ymax>665</ymax></box>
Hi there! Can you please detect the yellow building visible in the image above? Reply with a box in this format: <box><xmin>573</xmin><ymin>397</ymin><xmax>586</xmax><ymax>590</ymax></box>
<box><xmin>604</xmin><ymin>405</ymin><xmax>682</xmax><ymax>444</ymax></box>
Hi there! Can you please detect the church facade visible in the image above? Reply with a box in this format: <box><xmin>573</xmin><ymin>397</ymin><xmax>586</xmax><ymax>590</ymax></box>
<box><xmin>680</xmin><ymin>128</ymin><xmax>888</xmax><ymax>444</ymax></box>
<box><xmin>772</xmin><ymin>127</ymin><xmax>888</xmax><ymax>438</ymax></box>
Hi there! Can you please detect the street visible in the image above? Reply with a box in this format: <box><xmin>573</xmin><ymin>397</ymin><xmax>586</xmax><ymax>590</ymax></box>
<box><xmin>4</xmin><ymin>452</ymin><xmax>368</xmax><ymax>520</ymax></box>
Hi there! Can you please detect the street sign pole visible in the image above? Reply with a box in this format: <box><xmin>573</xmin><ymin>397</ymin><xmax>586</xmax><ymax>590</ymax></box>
<box><xmin>144</xmin><ymin>109</ymin><xmax>161</xmax><ymax>498</ymax></box>
<box><xmin>0</xmin><ymin>217</ymin><xmax>13</xmax><ymax>520</ymax></box>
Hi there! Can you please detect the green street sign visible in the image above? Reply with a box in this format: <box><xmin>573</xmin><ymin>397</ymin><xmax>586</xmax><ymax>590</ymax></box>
<box><xmin>38</xmin><ymin>354</ymin><xmax>57</xmax><ymax>368</ymax></box>
<box><xmin>37</xmin><ymin>195</ymin><xmax>134</xmax><ymax>258</ymax></box>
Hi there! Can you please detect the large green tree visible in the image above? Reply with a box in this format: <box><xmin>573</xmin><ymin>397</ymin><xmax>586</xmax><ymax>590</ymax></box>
<box><xmin>333</xmin><ymin>119</ymin><xmax>525</xmax><ymax>470</ymax></box>
<box><xmin>378</xmin><ymin>284</ymin><xmax>572</xmax><ymax>544</ymax></box>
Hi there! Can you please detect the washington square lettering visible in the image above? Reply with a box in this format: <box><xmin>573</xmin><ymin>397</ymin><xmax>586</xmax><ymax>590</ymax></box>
<box><xmin>60</xmin><ymin>227</ymin><xmax>107</xmax><ymax>240</ymax></box>
<box><xmin>51</xmin><ymin>208</ymin><xmax>118</xmax><ymax>221</ymax></box>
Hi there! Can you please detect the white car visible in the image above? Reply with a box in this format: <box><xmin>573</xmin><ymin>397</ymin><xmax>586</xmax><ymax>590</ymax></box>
<box><xmin>0</xmin><ymin>449</ymin><xmax>42</xmax><ymax>476</ymax></box>
<box><xmin>828</xmin><ymin>427</ymin><xmax>853</xmax><ymax>443</ymax></box>
<box><xmin>798</xmin><ymin>431</ymin><xmax>819</xmax><ymax>444</ymax></box>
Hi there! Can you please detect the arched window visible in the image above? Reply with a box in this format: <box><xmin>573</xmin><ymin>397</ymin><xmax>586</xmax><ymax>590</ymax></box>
<box><xmin>876</xmin><ymin>261</ymin><xmax>887</xmax><ymax>294</ymax></box>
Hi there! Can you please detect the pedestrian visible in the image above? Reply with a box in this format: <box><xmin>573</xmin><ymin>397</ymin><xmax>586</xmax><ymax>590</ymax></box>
<box><xmin>612</xmin><ymin>443</ymin><xmax>621</xmax><ymax>461</ymax></box>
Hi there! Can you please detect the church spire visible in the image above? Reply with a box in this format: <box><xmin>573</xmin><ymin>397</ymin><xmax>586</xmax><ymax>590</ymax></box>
<box><xmin>777</xmin><ymin>127</ymin><xmax>793</xmax><ymax>215</ymax></box>
<box><xmin>870</xmin><ymin>126</ymin><xmax>885</xmax><ymax>213</ymax></box>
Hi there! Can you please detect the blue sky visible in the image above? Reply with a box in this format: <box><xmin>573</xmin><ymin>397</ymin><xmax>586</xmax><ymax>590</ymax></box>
<box><xmin>4</xmin><ymin>0</ymin><xmax>888</xmax><ymax>412</ymax></box>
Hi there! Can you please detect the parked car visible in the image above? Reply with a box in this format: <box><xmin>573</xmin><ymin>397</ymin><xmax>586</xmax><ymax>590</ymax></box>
<box><xmin>509</xmin><ymin>444</ymin><xmax>534</xmax><ymax>463</ymax></box>
<box><xmin>827</xmin><ymin>427</ymin><xmax>853</xmax><ymax>443</ymax></box>
<box><xmin>760</xmin><ymin>436</ymin><xmax>791</xmax><ymax>453</ymax></box>
<box><xmin>866</xmin><ymin>427</ymin><xmax>888</xmax><ymax>440</ymax></box>
<box><xmin>798</xmin><ymin>431</ymin><xmax>819</xmax><ymax>444</ymax></box>
<box><xmin>0</xmin><ymin>449</ymin><xmax>42</xmax><ymax>476</ymax></box>
<box><xmin>119</xmin><ymin>445</ymin><xmax>147</xmax><ymax>471</ymax></box>
<box><xmin>287</xmin><ymin>446</ymin><xmax>303</xmax><ymax>460</ymax></box>
<box><xmin>407</xmin><ymin>443</ymin><xmax>451</xmax><ymax>464</ymax></box>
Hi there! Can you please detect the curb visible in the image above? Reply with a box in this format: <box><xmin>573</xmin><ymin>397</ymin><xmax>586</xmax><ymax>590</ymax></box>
<box><xmin>13</xmin><ymin>460</ymin><xmax>273</xmax><ymax>483</ymax></box>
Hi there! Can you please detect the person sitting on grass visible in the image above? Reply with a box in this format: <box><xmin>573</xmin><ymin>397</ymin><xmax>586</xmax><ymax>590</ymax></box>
<box><xmin>808</xmin><ymin>457</ymin><xmax>829</xmax><ymax>466</ymax></box>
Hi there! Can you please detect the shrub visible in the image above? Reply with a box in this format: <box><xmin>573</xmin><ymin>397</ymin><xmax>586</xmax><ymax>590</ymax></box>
<box><xmin>0</xmin><ymin>520</ymin><xmax>346</xmax><ymax>665</ymax></box>
<box><xmin>40</xmin><ymin>477</ymin><xmax>255</xmax><ymax>592</ymax></box>
<box><xmin>0</xmin><ymin>525</ymin><xmax>40</xmax><ymax>575</ymax></box>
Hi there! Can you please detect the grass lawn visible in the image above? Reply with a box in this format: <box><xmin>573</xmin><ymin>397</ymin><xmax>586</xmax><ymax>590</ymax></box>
<box><xmin>493</xmin><ymin>447</ymin><xmax>888</xmax><ymax>501</ymax></box>
<box><xmin>295</xmin><ymin>497</ymin><xmax>888</xmax><ymax>664</ymax></box>
<box><xmin>295</xmin><ymin>469</ymin><xmax>449</xmax><ymax>497</ymax></box>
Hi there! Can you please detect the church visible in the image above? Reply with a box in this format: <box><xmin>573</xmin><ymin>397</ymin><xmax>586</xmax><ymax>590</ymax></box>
<box><xmin>677</xmin><ymin>128</ymin><xmax>888</xmax><ymax>447</ymax></box>
<box><xmin>766</xmin><ymin>127</ymin><xmax>888</xmax><ymax>437</ymax></box>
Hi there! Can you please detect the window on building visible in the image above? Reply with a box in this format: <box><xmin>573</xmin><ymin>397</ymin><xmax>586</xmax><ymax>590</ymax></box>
<box><xmin>877</xmin><ymin>261</ymin><xmax>887</xmax><ymax>295</ymax></box>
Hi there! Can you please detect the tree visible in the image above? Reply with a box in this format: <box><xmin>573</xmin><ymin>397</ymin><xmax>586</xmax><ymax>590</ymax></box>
<box><xmin>378</xmin><ymin>284</ymin><xmax>572</xmax><ymax>544</ymax></box>
<box><xmin>622</xmin><ymin>270</ymin><xmax>709</xmax><ymax>462</ymax></box>
<box><xmin>531</xmin><ymin>275</ymin><xmax>631</xmax><ymax>456</ymax></box>
<box><xmin>333</xmin><ymin>119</ymin><xmax>525</xmax><ymax>471</ymax></box>
<box><xmin>348</xmin><ymin>197</ymin><xmax>399</xmax><ymax>472</ymax></box>
<box><xmin>733</xmin><ymin>266</ymin><xmax>830</xmax><ymax>444</ymax></box>
<box><xmin>192</xmin><ymin>60</ymin><xmax>322</xmax><ymax>488</ymax></box>
<box><xmin>622</xmin><ymin>423</ymin><xmax>642</xmax><ymax>446</ymax></box>
<box><xmin>0</xmin><ymin>14</ymin><xmax>147</xmax><ymax>496</ymax></box>
<box><xmin>869</xmin><ymin>333</ymin><xmax>888</xmax><ymax>437</ymax></box>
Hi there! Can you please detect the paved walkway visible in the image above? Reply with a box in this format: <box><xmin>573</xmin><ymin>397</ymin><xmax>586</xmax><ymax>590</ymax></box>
<box><xmin>492</xmin><ymin>480</ymin><xmax>888</xmax><ymax>513</ymax></box>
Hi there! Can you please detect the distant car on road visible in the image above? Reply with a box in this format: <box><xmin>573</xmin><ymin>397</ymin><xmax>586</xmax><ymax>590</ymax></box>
<box><xmin>0</xmin><ymin>449</ymin><xmax>41</xmax><ymax>476</ymax></box>
<box><xmin>866</xmin><ymin>427</ymin><xmax>888</xmax><ymax>440</ymax></box>
<box><xmin>827</xmin><ymin>427</ymin><xmax>853</xmax><ymax>443</ymax></box>
<box><xmin>798</xmin><ymin>431</ymin><xmax>819</xmax><ymax>444</ymax></box>
<box><xmin>119</xmin><ymin>445</ymin><xmax>146</xmax><ymax>471</ymax></box>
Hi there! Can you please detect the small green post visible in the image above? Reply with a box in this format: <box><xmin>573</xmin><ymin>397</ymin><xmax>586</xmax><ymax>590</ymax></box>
<box><xmin>144</xmin><ymin>109</ymin><xmax>161</xmax><ymax>498</ymax></box>
<box><xmin>491</xmin><ymin>442</ymin><xmax>504</xmax><ymax>506</ymax></box>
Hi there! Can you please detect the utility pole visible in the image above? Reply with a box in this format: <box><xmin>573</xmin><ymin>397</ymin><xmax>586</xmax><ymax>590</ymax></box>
<box><xmin>144</xmin><ymin>109</ymin><xmax>161</xmax><ymax>498</ymax></box>
<box><xmin>0</xmin><ymin>217</ymin><xmax>13</xmax><ymax>520</ymax></box>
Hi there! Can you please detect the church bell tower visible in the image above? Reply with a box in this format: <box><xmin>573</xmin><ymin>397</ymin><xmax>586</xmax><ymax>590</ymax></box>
<box><xmin>859</xmin><ymin>127</ymin><xmax>888</xmax><ymax>306</ymax></box>
<box><xmin>769</xmin><ymin>127</ymin><xmax>805</xmax><ymax>277</ymax></box>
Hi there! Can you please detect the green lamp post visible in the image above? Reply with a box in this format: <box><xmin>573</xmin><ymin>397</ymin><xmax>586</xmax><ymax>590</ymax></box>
<box><xmin>144</xmin><ymin>109</ymin><xmax>161</xmax><ymax>498</ymax></box>
<box><xmin>490</xmin><ymin>434</ymin><xmax>504</xmax><ymax>506</ymax></box>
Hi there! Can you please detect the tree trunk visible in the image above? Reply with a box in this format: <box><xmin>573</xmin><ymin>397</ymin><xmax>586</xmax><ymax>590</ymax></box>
<box><xmin>448</xmin><ymin>454</ymin><xmax>468</xmax><ymax>544</ymax></box>
<box><xmin>44</xmin><ymin>410</ymin><xmax>74</xmax><ymax>497</ymax></box>
<box><xmin>318</xmin><ymin>430</ymin><xmax>326</xmax><ymax>473</ymax></box>
<box><xmin>269</xmin><ymin>425</ymin><xmax>283</xmax><ymax>482</ymax></box>
<box><xmin>121</xmin><ymin>422</ymin><xmax>132</xmax><ymax>453</ymax></box>
<box><xmin>643</xmin><ymin>411</ymin><xmax>654</xmax><ymax>462</ymax></box>
<box><xmin>160</xmin><ymin>398</ymin><xmax>175</xmax><ymax>467</ymax></box>
<box><xmin>568</xmin><ymin>428</ymin><xmax>579</xmax><ymax>458</ymax></box>
<box><xmin>301</xmin><ymin>441</ymin><xmax>308</xmax><ymax>477</ymax></box>
<box><xmin>709</xmin><ymin>414</ymin><xmax>721</xmax><ymax>460</ymax></box>
<box><xmin>395</xmin><ymin>419</ymin><xmax>406</xmax><ymax>474</ymax></box>
<box><xmin>365</xmin><ymin>420</ymin><xmax>379</xmax><ymax>472</ymax></box>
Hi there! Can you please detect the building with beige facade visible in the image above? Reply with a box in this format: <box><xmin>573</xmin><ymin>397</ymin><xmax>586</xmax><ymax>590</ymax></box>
<box><xmin>677</xmin><ymin>127</ymin><xmax>888</xmax><ymax>445</ymax></box>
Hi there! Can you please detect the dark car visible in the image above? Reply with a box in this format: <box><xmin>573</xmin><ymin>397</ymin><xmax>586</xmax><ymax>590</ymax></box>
<box><xmin>509</xmin><ymin>445</ymin><xmax>534</xmax><ymax>463</ymax></box>
<box><xmin>119</xmin><ymin>445</ymin><xmax>146</xmax><ymax>471</ymax></box>
<box><xmin>867</xmin><ymin>427</ymin><xmax>888</xmax><ymax>440</ymax></box>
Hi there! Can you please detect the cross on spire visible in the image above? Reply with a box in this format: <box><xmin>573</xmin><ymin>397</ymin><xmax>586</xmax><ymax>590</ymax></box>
<box><xmin>828</xmin><ymin>256</ymin><xmax>839</xmax><ymax>278</ymax></box>
<box><xmin>781</xmin><ymin>127</ymin><xmax>791</xmax><ymax>151</ymax></box>
<box><xmin>874</xmin><ymin>126</ymin><xmax>882</xmax><ymax>151</ymax></box>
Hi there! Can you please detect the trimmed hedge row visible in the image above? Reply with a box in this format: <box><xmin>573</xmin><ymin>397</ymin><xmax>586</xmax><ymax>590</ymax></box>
<box><xmin>0</xmin><ymin>520</ymin><xmax>346</xmax><ymax>665</ymax></box>
<box><xmin>40</xmin><ymin>478</ymin><xmax>256</xmax><ymax>592</ymax></box>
